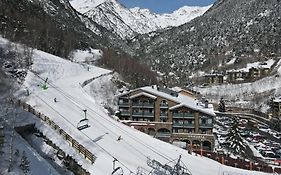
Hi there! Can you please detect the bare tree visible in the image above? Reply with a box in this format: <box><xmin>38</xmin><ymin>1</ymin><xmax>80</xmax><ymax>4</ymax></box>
<box><xmin>23</xmin><ymin>44</ymin><xmax>34</xmax><ymax>69</ymax></box>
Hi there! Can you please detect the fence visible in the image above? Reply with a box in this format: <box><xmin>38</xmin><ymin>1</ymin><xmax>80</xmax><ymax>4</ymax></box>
<box><xmin>194</xmin><ymin>151</ymin><xmax>281</xmax><ymax>174</ymax></box>
<box><xmin>15</xmin><ymin>99</ymin><xmax>96</xmax><ymax>164</ymax></box>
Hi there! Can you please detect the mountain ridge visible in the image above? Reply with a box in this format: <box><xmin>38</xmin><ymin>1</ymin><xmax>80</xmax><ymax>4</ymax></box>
<box><xmin>70</xmin><ymin>0</ymin><xmax>211</xmax><ymax>39</ymax></box>
<box><xmin>129</xmin><ymin>0</ymin><xmax>281</xmax><ymax>85</ymax></box>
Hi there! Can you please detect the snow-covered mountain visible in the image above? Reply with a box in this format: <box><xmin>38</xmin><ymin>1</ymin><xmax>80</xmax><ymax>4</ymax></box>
<box><xmin>70</xmin><ymin>0</ymin><xmax>211</xmax><ymax>39</ymax></box>
<box><xmin>128</xmin><ymin>0</ymin><xmax>281</xmax><ymax>85</ymax></box>
<box><xmin>0</xmin><ymin>37</ymin><xmax>271</xmax><ymax>175</ymax></box>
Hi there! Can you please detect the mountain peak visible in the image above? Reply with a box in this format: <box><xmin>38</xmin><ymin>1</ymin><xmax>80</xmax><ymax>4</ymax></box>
<box><xmin>69</xmin><ymin>0</ymin><xmax>107</xmax><ymax>13</ymax></box>
<box><xmin>70</xmin><ymin>0</ymin><xmax>211</xmax><ymax>39</ymax></box>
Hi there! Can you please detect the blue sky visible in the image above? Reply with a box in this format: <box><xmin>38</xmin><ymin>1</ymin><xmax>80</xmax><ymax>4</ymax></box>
<box><xmin>118</xmin><ymin>0</ymin><xmax>216</xmax><ymax>13</ymax></box>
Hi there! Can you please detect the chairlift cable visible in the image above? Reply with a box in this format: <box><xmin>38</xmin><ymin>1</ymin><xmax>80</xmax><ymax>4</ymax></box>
<box><xmin>30</xmin><ymin>93</ymin><xmax>137</xmax><ymax>174</ymax></box>
<box><xmin>30</xmin><ymin>72</ymin><xmax>182</xmax><ymax>165</ymax></box>
<box><xmin>28</xmin><ymin>75</ymin><xmax>147</xmax><ymax>161</ymax></box>
<box><xmin>30</xmin><ymin>72</ymin><xmax>167</xmax><ymax>160</ymax></box>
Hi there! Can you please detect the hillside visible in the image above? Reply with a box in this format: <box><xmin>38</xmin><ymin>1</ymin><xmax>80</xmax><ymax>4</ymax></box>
<box><xmin>0</xmin><ymin>37</ymin><xmax>271</xmax><ymax>175</ymax></box>
<box><xmin>129</xmin><ymin>0</ymin><xmax>281</xmax><ymax>85</ymax></box>
<box><xmin>196</xmin><ymin>58</ymin><xmax>281</xmax><ymax>112</ymax></box>
<box><xmin>0</xmin><ymin>0</ymin><xmax>127</xmax><ymax>58</ymax></box>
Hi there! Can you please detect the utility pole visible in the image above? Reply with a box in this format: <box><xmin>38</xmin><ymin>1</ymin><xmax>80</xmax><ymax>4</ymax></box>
<box><xmin>8</xmin><ymin>111</ymin><xmax>17</xmax><ymax>172</ymax></box>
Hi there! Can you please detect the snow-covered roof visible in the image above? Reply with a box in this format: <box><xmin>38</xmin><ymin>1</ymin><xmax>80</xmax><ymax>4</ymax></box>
<box><xmin>171</xmin><ymin>86</ymin><xmax>182</xmax><ymax>92</ymax></box>
<box><xmin>204</xmin><ymin>73</ymin><xmax>224</xmax><ymax>76</ymax></box>
<box><xmin>226</xmin><ymin>70</ymin><xmax>248</xmax><ymax>73</ymax></box>
<box><xmin>273</xmin><ymin>97</ymin><xmax>281</xmax><ymax>103</ymax></box>
<box><xmin>130</xmin><ymin>92</ymin><xmax>157</xmax><ymax>99</ymax></box>
<box><xmin>118</xmin><ymin>86</ymin><xmax>215</xmax><ymax>116</ymax></box>
<box><xmin>140</xmin><ymin>86</ymin><xmax>215</xmax><ymax>117</ymax></box>
<box><xmin>227</xmin><ymin>59</ymin><xmax>275</xmax><ymax>73</ymax></box>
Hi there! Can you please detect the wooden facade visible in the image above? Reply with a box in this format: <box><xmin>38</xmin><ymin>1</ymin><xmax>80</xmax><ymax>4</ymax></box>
<box><xmin>117</xmin><ymin>86</ymin><xmax>215</xmax><ymax>151</ymax></box>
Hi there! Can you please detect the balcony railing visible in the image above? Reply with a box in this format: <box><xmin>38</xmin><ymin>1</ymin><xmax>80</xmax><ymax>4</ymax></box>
<box><xmin>132</xmin><ymin>103</ymin><xmax>154</xmax><ymax>108</ymax></box>
<box><xmin>132</xmin><ymin>112</ymin><xmax>154</xmax><ymax>117</ymax></box>
<box><xmin>118</xmin><ymin>101</ymin><xmax>129</xmax><ymax>106</ymax></box>
<box><xmin>200</xmin><ymin>123</ymin><xmax>213</xmax><ymax>128</ymax></box>
<box><xmin>160</xmin><ymin>104</ymin><xmax>169</xmax><ymax>108</ymax></box>
<box><xmin>155</xmin><ymin>133</ymin><xmax>171</xmax><ymax>138</ymax></box>
<box><xmin>173</xmin><ymin>123</ymin><xmax>195</xmax><ymax>128</ymax></box>
<box><xmin>120</xmin><ymin>111</ymin><xmax>130</xmax><ymax>116</ymax></box>
<box><xmin>173</xmin><ymin>113</ymin><xmax>194</xmax><ymax>118</ymax></box>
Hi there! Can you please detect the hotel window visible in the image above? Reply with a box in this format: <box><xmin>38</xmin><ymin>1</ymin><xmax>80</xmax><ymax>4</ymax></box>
<box><xmin>160</xmin><ymin>109</ymin><xmax>168</xmax><ymax>116</ymax></box>
<box><xmin>187</xmin><ymin>120</ymin><xmax>194</xmax><ymax>125</ymax></box>
<box><xmin>133</xmin><ymin>109</ymin><xmax>140</xmax><ymax>113</ymax></box>
<box><xmin>200</xmin><ymin>118</ymin><xmax>207</xmax><ymax>124</ymax></box>
<box><xmin>201</xmin><ymin>128</ymin><xmax>207</xmax><ymax>134</ymax></box>
<box><xmin>160</xmin><ymin>100</ymin><xmax>168</xmax><ymax>106</ymax></box>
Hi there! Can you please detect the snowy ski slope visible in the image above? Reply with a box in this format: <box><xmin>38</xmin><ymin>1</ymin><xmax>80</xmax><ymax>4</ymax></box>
<box><xmin>14</xmin><ymin>46</ymin><xmax>272</xmax><ymax>174</ymax></box>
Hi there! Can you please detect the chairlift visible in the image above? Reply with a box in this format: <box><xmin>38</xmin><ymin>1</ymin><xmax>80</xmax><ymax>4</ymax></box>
<box><xmin>111</xmin><ymin>167</ymin><xmax>123</xmax><ymax>175</ymax></box>
<box><xmin>77</xmin><ymin>109</ymin><xmax>90</xmax><ymax>130</ymax></box>
<box><xmin>112</xmin><ymin>159</ymin><xmax>124</xmax><ymax>175</ymax></box>
<box><xmin>77</xmin><ymin>118</ymin><xmax>90</xmax><ymax>130</ymax></box>
<box><xmin>42</xmin><ymin>77</ymin><xmax>49</xmax><ymax>90</ymax></box>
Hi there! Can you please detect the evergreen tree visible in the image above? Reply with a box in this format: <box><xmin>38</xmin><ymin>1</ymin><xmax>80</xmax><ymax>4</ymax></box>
<box><xmin>218</xmin><ymin>97</ymin><xmax>226</xmax><ymax>112</ymax></box>
<box><xmin>225</xmin><ymin>117</ymin><xmax>246</xmax><ymax>155</ymax></box>
<box><xmin>20</xmin><ymin>151</ymin><xmax>30</xmax><ymax>174</ymax></box>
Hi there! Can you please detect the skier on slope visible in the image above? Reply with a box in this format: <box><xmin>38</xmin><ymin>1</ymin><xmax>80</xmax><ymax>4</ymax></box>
<box><xmin>117</xmin><ymin>135</ymin><xmax>122</xmax><ymax>141</ymax></box>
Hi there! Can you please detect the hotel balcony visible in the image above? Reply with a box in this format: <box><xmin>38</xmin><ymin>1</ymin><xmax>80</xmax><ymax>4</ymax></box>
<box><xmin>120</xmin><ymin>111</ymin><xmax>130</xmax><ymax>116</ymax></box>
<box><xmin>173</xmin><ymin>113</ymin><xmax>195</xmax><ymax>119</ymax></box>
<box><xmin>160</xmin><ymin>113</ymin><xmax>168</xmax><ymax>118</ymax></box>
<box><xmin>132</xmin><ymin>112</ymin><xmax>154</xmax><ymax>118</ymax></box>
<box><xmin>173</xmin><ymin>123</ymin><xmax>195</xmax><ymax>128</ymax></box>
<box><xmin>155</xmin><ymin>132</ymin><xmax>171</xmax><ymax>138</ymax></box>
<box><xmin>160</xmin><ymin>104</ymin><xmax>169</xmax><ymax>108</ymax></box>
<box><xmin>118</xmin><ymin>101</ymin><xmax>130</xmax><ymax>107</ymax></box>
<box><xmin>199</xmin><ymin>123</ymin><xmax>213</xmax><ymax>128</ymax></box>
<box><xmin>132</xmin><ymin>103</ymin><xmax>154</xmax><ymax>108</ymax></box>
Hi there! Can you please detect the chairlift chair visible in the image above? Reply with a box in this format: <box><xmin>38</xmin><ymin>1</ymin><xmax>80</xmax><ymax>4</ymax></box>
<box><xmin>111</xmin><ymin>167</ymin><xmax>123</xmax><ymax>175</ymax></box>
<box><xmin>112</xmin><ymin>159</ymin><xmax>124</xmax><ymax>175</ymax></box>
<box><xmin>77</xmin><ymin>118</ymin><xmax>90</xmax><ymax>130</ymax></box>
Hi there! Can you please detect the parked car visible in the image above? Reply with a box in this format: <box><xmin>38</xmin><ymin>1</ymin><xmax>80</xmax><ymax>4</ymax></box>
<box><xmin>261</xmin><ymin>151</ymin><xmax>278</xmax><ymax>158</ymax></box>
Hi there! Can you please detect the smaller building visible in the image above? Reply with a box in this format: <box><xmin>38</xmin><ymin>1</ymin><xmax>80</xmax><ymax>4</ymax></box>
<box><xmin>248</xmin><ymin>67</ymin><xmax>270</xmax><ymax>80</ymax></box>
<box><xmin>204</xmin><ymin>73</ymin><xmax>224</xmax><ymax>85</ymax></box>
<box><xmin>272</xmin><ymin>97</ymin><xmax>281</xmax><ymax>131</ymax></box>
<box><xmin>226</xmin><ymin>70</ymin><xmax>248</xmax><ymax>83</ymax></box>
<box><xmin>226</xmin><ymin>60</ymin><xmax>274</xmax><ymax>83</ymax></box>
